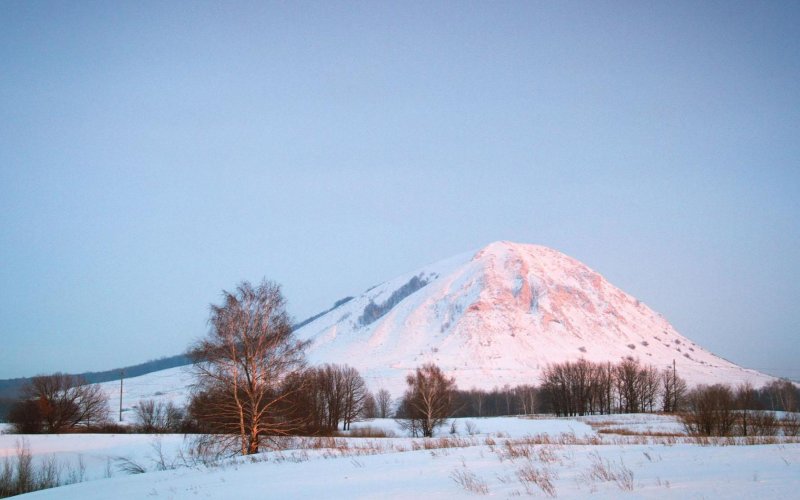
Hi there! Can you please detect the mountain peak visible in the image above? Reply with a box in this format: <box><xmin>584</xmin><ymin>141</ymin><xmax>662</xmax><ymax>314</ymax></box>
<box><xmin>294</xmin><ymin>243</ymin><xmax>775</xmax><ymax>394</ymax></box>
<box><xmin>474</xmin><ymin>240</ymin><xmax>553</xmax><ymax>256</ymax></box>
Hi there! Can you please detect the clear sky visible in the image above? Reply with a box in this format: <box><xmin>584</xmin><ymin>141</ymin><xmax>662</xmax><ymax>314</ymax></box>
<box><xmin>1</xmin><ymin>1</ymin><xmax>798</xmax><ymax>380</ymax></box>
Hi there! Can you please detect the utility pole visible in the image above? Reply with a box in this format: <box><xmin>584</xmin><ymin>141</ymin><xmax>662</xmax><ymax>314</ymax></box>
<box><xmin>119</xmin><ymin>370</ymin><xmax>124</xmax><ymax>422</ymax></box>
<box><xmin>671</xmin><ymin>359</ymin><xmax>677</xmax><ymax>412</ymax></box>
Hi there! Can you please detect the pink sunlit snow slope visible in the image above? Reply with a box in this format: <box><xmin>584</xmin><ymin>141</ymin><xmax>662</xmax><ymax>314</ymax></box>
<box><xmin>294</xmin><ymin>241</ymin><xmax>775</xmax><ymax>393</ymax></box>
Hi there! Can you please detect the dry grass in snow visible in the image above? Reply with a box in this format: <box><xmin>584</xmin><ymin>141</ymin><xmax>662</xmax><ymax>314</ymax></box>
<box><xmin>4</xmin><ymin>414</ymin><xmax>800</xmax><ymax>499</ymax></box>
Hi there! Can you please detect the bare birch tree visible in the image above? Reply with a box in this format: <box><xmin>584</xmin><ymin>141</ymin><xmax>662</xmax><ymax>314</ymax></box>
<box><xmin>398</xmin><ymin>363</ymin><xmax>456</xmax><ymax>437</ymax></box>
<box><xmin>188</xmin><ymin>280</ymin><xmax>307</xmax><ymax>455</ymax></box>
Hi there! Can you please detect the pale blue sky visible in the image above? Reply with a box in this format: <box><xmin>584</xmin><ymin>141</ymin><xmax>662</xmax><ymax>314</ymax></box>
<box><xmin>1</xmin><ymin>1</ymin><xmax>798</xmax><ymax>379</ymax></box>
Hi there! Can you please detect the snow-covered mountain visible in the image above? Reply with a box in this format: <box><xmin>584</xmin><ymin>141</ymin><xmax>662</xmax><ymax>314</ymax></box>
<box><xmin>294</xmin><ymin>241</ymin><xmax>775</xmax><ymax>393</ymax></box>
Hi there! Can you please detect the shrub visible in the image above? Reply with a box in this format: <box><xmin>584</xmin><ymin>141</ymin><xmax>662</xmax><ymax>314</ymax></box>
<box><xmin>7</xmin><ymin>373</ymin><xmax>108</xmax><ymax>434</ymax></box>
<box><xmin>682</xmin><ymin>385</ymin><xmax>736</xmax><ymax>436</ymax></box>
<box><xmin>748</xmin><ymin>411</ymin><xmax>778</xmax><ymax>436</ymax></box>
<box><xmin>343</xmin><ymin>426</ymin><xmax>395</xmax><ymax>438</ymax></box>
<box><xmin>450</xmin><ymin>468</ymin><xmax>489</xmax><ymax>495</ymax></box>
<box><xmin>133</xmin><ymin>400</ymin><xmax>185</xmax><ymax>433</ymax></box>
<box><xmin>585</xmin><ymin>451</ymin><xmax>635</xmax><ymax>491</ymax></box>
<box><xmin>782</xmin><ymin>412</ymin><xmax>800</xmax><ymax>436</ymax></box>
<box><xmin>517</xmin><ymin>463</ymin><xmax>557</xmax><ymax>497</ymax></box>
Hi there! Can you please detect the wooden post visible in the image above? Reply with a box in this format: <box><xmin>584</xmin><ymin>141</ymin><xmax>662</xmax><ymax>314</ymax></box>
<box><xmin>119</xmin><ymin>370</ymin><xmax>124</xmax><ymax>422</ymax></box>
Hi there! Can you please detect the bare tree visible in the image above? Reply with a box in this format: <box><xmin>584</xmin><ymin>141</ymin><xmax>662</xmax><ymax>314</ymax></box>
<box><xmin>514</xmin><ymin>385</ymin><xmax>538</xmax><ymax>415</ymax></box>
<box><xmin>760</xmin><ymin>379</ymin><xmax>799</xmax><ymax>412</ymax></box>
<box><xmin>593</xmin><ymin>362</ymin><xmax>614</xmax><ymax>415</ymax></box>
<box><xmin>361</xmin><ymin>391</ymin><xmax>377</xmax><ymax>419</ymax></box>
<box><xmin>133</xmin><ymin>399</ymin><xmax>184</xmax><ymax>433</ymax></box>
<box><xmin>470</xmin><ymin>388</ymin><xmax>486</xmax><ymax>417</ymax></box>
<box><xmin>318</xmin><ymin>364</ymin><xmax>346</xmax><ymax>431</ymax></box>
<box><xmin>188</xmin><ymin>280</ymin><xmax>307</xmax><ymax>455</ymax></box>
<box><xmin>615</xmin><ymin>358</ymin><xmax>644</xmax><ymax>413</ymax></box>
<box><xmin>398</xmin><ymin>363</ymin><xmax>456</xmax><ymax>437</ymax></box>
<box><xmin>640</xmin><ymin>364</ymin><xmax>660</xmax><ymax>412</ymax></box>
<box><xmin>376</xmin><ymin>389</ymin><xmax>392</xmax><ymax>418</ymax></box>
<box><xmin>540</xmin><ymin>362</ymin><xmax>570</xmax><ymax>416</ymax></box>
<box><xmin>9</xmin><ymin>373</ymin><xmax>108</xmax><ymax>433</ymax></box>
<box><xmin>340</xmin><ymin>366</ymin><xmax>367</xmax><ymax>430</ymax></box>
<box><xmin>660</xmin><ymin>361</ymin><xmax>687</xmax><ymax>413</ymax></box>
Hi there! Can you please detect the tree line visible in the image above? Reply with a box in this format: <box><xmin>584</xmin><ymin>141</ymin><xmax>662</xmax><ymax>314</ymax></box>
<box><xmin>682</xmin><ymin>381</ymin><xmax>800</xmax><ymax>436</ymax></box>
<box><xmin>4</xmin><ymin>279</ymin><xmax>799</xmax><ymax>454</ymax></box>
<box><xmin>537</xmin><ymin>358</ymin><xmax>682</xmax><ymax>416</ymax></box>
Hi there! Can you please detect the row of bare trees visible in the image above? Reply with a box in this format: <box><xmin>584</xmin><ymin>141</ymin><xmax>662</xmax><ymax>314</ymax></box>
<box><xmin>753</xmin><ymin>379</ymin><xmax>800</xmax><ymax>412</ymax></box>
<box><xmin>6</xmin><ymin>277</ymin><xmax>797</xmax><ymax>455</ymax></box>
<box><xmin>451</xmin><ymin>385</ymin><xmax>539</xmax><ymax>418</ymax></box>
<box><xmin>539</xmin><ymin>358</ymin><xmax>688</xmax><ymax>416</ymax></box>
<box><xmin>279</xmin><ymin>364</ymin><xmax>367</xmax><ymax>433</ymax></box>
<box><xmin>682</xmin><ymin>383</ymin><xmax>800</xmax><ymax>436</ymax></box>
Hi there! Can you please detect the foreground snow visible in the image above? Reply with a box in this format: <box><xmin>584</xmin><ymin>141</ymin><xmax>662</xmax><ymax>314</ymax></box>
<box><xmin>21</xmin><ymin>442</ymin><xmax>800</xmax><ymax>499</ymax></box>
<box><xmin>3</xmin><ymin>415</ymin><xmax>799</xmax><ymax>499</ymax></box>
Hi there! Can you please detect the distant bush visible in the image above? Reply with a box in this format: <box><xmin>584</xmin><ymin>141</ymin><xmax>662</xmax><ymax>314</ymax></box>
<box><xmin>782</xmin><ymin>413</ymin><xmax>800</xmax><ymax>436</ymax></box>
<box><xmin>341</xmin><ymin>426</ymin><xmax>396</xmax><ymax>438</ymax></box>
<box><xmin>682</xmin><ymin>384</ymin><xmax>736</xmax><ymax>436</ymax></box>
<box><xmin>133</xmin><ymin>400</ymin><xmax>185</xmax><ymax>433</ymax></box>
<box><xmin>84</xmin><ymin>422</ymin><xmax>131</xmax><ymax>434</ymax></box>
<box><xmin>681</xmin><ymin>382</ymin><xmax>794</xmax><ymax>437</ymax></box>
<box><xmin>747</xmin><ymin>411</ymin><xmax>778</xmax><ymax>436</ymax></box>
<box><xmin>7</xmin><ymin>373</ymin><xmax>108</xmax><ymax>434</ymax></box>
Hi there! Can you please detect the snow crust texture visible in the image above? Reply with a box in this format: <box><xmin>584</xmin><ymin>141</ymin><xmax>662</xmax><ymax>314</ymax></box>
<box><xmin>294</xmin><ymin>241</ymin><xmax>775</xmax><ymax>392</ymax></box>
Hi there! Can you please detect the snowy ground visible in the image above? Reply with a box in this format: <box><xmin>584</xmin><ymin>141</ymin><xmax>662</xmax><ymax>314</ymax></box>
<box><xmin>575</xmin><ymin>414</ymin><xmax>687</xmax><ymax>436</ymax></box>
<box><xmin>3</xmin><ymin>415</ymin><xmax>799</xmax><ymax>499</ymax></box>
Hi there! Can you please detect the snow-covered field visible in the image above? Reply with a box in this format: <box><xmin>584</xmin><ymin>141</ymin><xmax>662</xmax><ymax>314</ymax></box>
<box><xmin>3</xmin><ymin>415</ymin><xmax>799</xmax><ymax>499</ymax></box>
